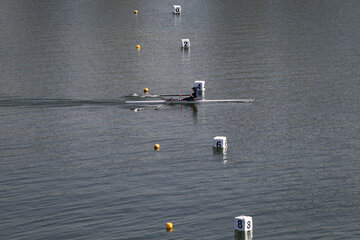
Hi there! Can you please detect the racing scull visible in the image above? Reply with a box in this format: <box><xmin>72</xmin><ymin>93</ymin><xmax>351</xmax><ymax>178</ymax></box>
<box><xmin>125</xmin><ymin>99</ymin><xmax>254</xmax><ymax>104</ymax></box>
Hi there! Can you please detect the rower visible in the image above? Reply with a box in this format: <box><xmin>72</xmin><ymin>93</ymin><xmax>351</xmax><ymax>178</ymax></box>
<box><xmin>181</xmin><ymin>87</ymin><xmax>198</xmax><ymax>101</ymax></box>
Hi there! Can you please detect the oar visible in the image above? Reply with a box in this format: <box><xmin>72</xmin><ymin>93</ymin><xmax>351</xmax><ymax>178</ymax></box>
<box><xmin>126</xmin><ymin>93</ymin><xmax>187</xmax><ymax>98</ymax></box>
<box><xmin>159</xmin><ymin>94</ymin><xmax>184</xmax><ymax>97</ymax></box>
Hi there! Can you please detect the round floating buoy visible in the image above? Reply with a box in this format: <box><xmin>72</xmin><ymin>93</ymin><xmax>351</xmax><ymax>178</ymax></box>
<box><xmin>134</xmin><ymin>10</ymin><xmax>138</xmax><ymax>14</ymax></box>
<box><xmin>154</xmin><ymin>144</ymin><xmax>160</xmax><ymax>150</ymax></box>
<box><xmin>136</xmin><ymin>45</ymin><xmax>141</xmax><ymax>50</ymax></box>
<box><xmin>166</xmin><ymin>222</ymin><xmax>173</xmax><ymax>232</ymax></box>
<box><xmin>144</xmin><ymin>88</ymin><xmax>149</xmax><ymax>93</ymax></box>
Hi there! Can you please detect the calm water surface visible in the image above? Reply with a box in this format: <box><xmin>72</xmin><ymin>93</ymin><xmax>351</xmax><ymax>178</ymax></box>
<box><xmin>0</xmin><ymin>1</ymin><xmax>359</xmax><ymax>239</ymax></box>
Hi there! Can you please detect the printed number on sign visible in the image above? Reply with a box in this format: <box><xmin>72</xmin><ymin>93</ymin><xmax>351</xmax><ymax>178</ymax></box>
<box><xmin>216</xmin><ymin>141</ymin><xmax>221</xmax><ymax>148</ymax></box>
<box><xmin>247</xmin><ymin>221</ymin><xmax>251</xmax><ymax>229</ymax></box>
<box><xmin>237</xmin><ymin>220</ymin><xmax>243</xmax><ymax>229</ymax></box>
<box><xmin>184</xmin><ymin>41</ymin><xmax>188</xmax><ymax>47</ymax></box>
<box><xmin>176</xmin><ymin>8</ymin><xmax>180</xmax><ymax>12</ymax></box>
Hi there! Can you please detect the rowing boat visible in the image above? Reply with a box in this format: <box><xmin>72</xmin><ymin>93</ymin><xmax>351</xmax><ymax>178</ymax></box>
<box><xmin>125</xmin><ymin>94</ymin><xmax>184</xmax><ymax>98</ymax></box>
<box><xmin>125</xmin><ymin>99</ymin><xmax>254</xmax><ymax>104</ymax></box>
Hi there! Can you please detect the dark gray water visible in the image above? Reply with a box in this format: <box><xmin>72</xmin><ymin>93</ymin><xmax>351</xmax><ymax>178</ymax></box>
<box><xmin>1</xmin><ymin>1</ymin><xmax>359</xmax><ymax>239</ymax></box>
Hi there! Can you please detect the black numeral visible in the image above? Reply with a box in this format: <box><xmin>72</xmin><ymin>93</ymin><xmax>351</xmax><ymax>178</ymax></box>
<box><xmin>237</xmin><ymin>220</ymin><xmax>243</xmax><ymax>229</ymax></box>
<box><xmin>247</xmin><ymin>221</ymin><xmax>251</xmax><ymax>229</ymax></box>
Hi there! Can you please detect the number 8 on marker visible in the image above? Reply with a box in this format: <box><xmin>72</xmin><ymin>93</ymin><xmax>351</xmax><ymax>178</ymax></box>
<box><xmin>234</xmin><ymin>215</ymin><xmax>252</xmax><ymax>231</ymax></box>
<box><xmin>238</xmin><ymin>220</ymin><xmax>243</xmax><ymax>229</ymax></box>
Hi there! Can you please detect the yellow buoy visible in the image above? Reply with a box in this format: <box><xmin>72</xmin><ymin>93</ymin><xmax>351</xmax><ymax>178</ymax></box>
<box><xmin>144</xmin><ymin>88</ymin><xmax>149</xmax><ymax>93</ymax></box>
<box><xmin>136</xmin><ymin>45</ymin><xmax>141</xmax><ymax>50</ymax></box>
<box><xmin>134</xmin><ymin>10</ymin><xmax>138</xmax><ymax>14</ymax></box>
<box><xmin>154</xmin><ymin>144</ymin><xmax>160</xmax><ymax>151</ymax></box>
<box><xmin>166</xmin><ymin>222</ymin><xmax>173</xmax><ymax>232</ymax></box>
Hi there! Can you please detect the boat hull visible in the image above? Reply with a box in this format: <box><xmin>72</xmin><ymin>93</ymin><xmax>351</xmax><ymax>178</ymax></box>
<box><xmin>125</xmin><ymin>99</ymin><xmax>254</xmax><ymax>104</ymax></box>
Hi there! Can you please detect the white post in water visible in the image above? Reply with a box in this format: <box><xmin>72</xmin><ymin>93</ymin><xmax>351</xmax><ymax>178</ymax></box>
<box><xmin>173</xmin><ymin>5</ymin><xmax>181</xmax><ymax>14</ymax></box>
<box><xmin>213</xmin><ymin>136</ymin><xmax>227</xmax><ymax>148</ymax></box>
<box><xmin>234</xmin><ymin>216</ymin><xmax>253</xmax><ymax>240</ymax></box>
<box><xmin>181</xmin><ymin>39</ymin><xmax>190</xmax><ymax>49</ymax></box>
<box><xmin>193</xmin><ymin>81</ymin><xmax>205</xmax><ymax>91</ymax></box>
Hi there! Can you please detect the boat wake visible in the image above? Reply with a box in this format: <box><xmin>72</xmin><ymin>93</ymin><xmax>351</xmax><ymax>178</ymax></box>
<box><xmin>0</xmin><ymin>97</ymin><xmax>125</xmax><ymax>108</ymax></box>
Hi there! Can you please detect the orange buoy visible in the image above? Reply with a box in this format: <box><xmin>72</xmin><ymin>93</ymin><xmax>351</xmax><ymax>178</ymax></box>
<box><xmin>166</xmin><ymin>222</ymin><xmax>173</xmax><ymax>232</ymax></box>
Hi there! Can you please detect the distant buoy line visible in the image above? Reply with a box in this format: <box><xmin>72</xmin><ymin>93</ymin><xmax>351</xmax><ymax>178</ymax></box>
<box><xmin>129</xmin><ymin>4</ymin><xmax>254</xmax><ymax>237</ymax></box>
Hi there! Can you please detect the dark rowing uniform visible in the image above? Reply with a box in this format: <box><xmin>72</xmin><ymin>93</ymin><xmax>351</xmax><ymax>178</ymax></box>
<box><xmin>181</xmin><ymin>87</ymin><xmax>198</xmax><ymax>101</ymax></box>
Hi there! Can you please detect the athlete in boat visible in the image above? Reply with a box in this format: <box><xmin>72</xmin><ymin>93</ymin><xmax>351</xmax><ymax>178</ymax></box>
<box><xmin>181</xmin><ymin>87</ymin><xmax>198</xmax><ymax>101</ymax></box>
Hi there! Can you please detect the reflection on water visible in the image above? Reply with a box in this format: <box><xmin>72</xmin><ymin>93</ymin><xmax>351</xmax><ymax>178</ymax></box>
<box><xmin>213</xmin><ymin>147</ymin><xmax>227</xmax><ymax>162</ymax></box>
<box><xmin>234</xmin><ymin>230</ymin><xmax>253</xmax><ymax>240</ymax></box>
<box><xmin>179</xmin><ymin>104</ymin><xmax>198</xmax><ymax>121</ymax></box>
